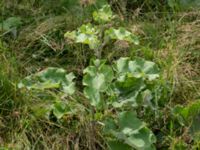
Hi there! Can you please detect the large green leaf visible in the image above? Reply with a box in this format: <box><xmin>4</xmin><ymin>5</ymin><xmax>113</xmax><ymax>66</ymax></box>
<box><xmin>116</xmin><ymin>58</ymin><xmax>160</xmax><ymax>81</ymax></box>
<box><xmin>115</xmin><ymin>57</ymin><xmax>130</xmax><ymax>74</ymax></box>
<box><xmin>113</xmin><ymin>75</ymin><xmax>145</xmax><ymax>108</ymax></box>
<box><xmin>83</xmin><ymin>87</ymin><xmax>101</xmax><ymax>107</ymax></box>
<box><xmin>83</xmin><ymin>70</ymin><xmax>106</xmax><ymax>91</ymax></box>
<box><xmin>125</xmin><ymin>127</ymin><xmax>156</xmax><ymax>150</ymax></box>
<box><xmin>105</xmin><ymin>27</ymin><xmax>139</xmax><ymax>45</ymax></box>
<box><xmin>119</xmin><ymin>111</ymin><xmax>156</xmax><ymax>150</ymax></box>
<box><xmin>129</xmin><ymin>58</ymin><xmax>160</xmax><ymax>81</ymax></box>
<box><xmin>83</xmin><ymin>59</ymin><xmax>114</xmax><ymax>107</ymax></box>
<box><xmin>18</xmin><ymin>67</ymin><xmax>76</xmax><ymax>95</ymax></box>
<box><xmin>111</xmin><ymin>57</ymin><xmax>160</xmax><ymax>108</ymax></box>
<box><xmin>105</xmin><ymin>111</ymin><xmax>156</xmax><ymax>150</ymax></box>
<box><xmin>83</xmin><ymin>66</ymin><xmax>113</xmax><ymax>92</ymax></box>
<box><xmin>118</xmin><ymin>111</ymin><xmax>144</xmax><ymax>132</ymax></box>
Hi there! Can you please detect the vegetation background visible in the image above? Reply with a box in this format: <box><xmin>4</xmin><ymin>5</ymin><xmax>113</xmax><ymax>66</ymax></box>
<box><xmin>0</xmin><ymin>0</ymin><xmax>200</xmax><ymax>149</ymax></box>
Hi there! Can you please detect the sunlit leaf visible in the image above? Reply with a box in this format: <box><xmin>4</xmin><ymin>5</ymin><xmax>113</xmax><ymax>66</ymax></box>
<box><xmin>105</xmin><ymin>27</ymin><xmax>139</xmax><ymax>45</ymax></box>
<box><xmin>18</xmin><ymin>67</ymin><xmax>76</xmax><ymax>95</ymax></box>
<box><xmin>93</xmin><ymin>4</ymin><xmax>114</xmax><ymax>23</ymax></box>
<box><xmin>129</xmin><ymin>58</ymin><xmax>159</xmax><ymax>81</ymax></box>
<box><xmin>64</xmin><ymin>23</ymin><xmax>100</xmax><ymax>49</ymax></box>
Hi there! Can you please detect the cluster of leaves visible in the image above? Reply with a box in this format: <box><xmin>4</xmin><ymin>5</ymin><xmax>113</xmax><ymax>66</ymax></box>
<box><xmin>64</xmin><ymin>4</ymin><xmax>139</xmax><ymax>58</ymax></box>
<box><xmin>83</xmin><ymin>57</ymin><xmax>160</xmax><ymax>109</ymax></box>
<box><xmin>84</xmin><ymin>58</ymin><xmax>159</xmax><ymax>149</ymax></box>
<box><xmin>65</xmin><ymin>23</ymin><xmax>100</xmax><ymax>49</ymax></box>
<box><xmin>18</xmin><ymin>68</ymin><xmax>76</xmax><ymax>119</ymax></box>
<box><xmin>17</xmin><ymin>4</ymin><xmax>164</xmax><ymax>149</ymax></box>
<box><xmin>93</xmin><ymin>4</ymin><xmax>114</xmax><ymax>23</ymax></box>
<box><xmin>18</xmin><ymin>57</ymin><xmax>160</xmax><ymax>149</ymax></box>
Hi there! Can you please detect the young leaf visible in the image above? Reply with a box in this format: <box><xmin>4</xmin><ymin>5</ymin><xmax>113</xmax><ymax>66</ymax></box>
<box><xmin>53</xmin><ymin>101</ymin><xmax>67</xmax><ymax>119</ymax></box>
<box><xmin>64</xmin><ymin>23</ymin><xmax>100</xmax><ymax>49</ymax></box>
<box><xmin>93</xmin><ymin>5</ymin><xmax>114</xmax><ymax>23</ymax></box>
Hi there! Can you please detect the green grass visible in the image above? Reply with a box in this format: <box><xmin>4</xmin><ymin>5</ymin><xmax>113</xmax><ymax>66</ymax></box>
<box><xmin>0</xmin><ymin>0</ymin><xmax>200</xmax><ymax>149</ymax></box>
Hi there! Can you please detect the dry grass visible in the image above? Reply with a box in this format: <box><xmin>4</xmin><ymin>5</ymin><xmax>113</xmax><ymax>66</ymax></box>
<box><xmin>174</xmin><ymin>12</ymin><xmax>200</xmax><ymax>101</ymax></box>
<box><xmin>156</xmin><ymin>11</ymin><xmax>200</xmax><ymax>103</ymax></box>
